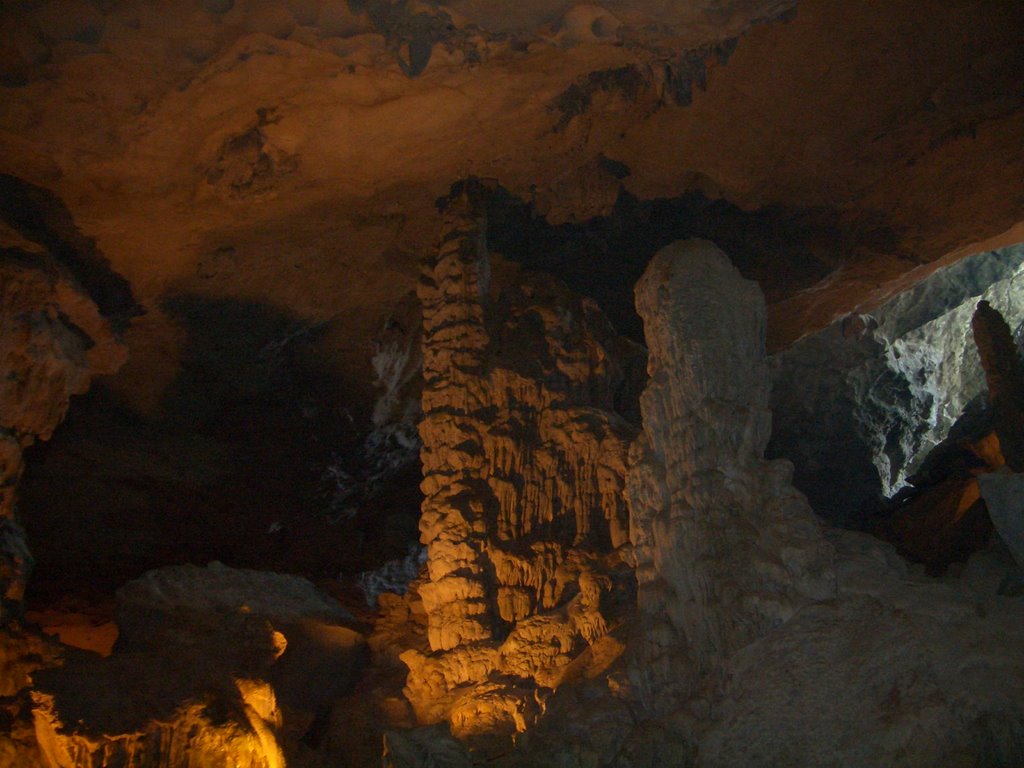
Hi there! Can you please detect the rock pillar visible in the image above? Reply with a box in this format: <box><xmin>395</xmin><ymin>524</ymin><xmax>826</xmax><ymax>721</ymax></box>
<box><xmin>627</xmin><ymin>240</ymin><xmax>834</xmax><ymax>699</ymax></box>
<box><xmin>406</xmin><ymin>182</ymin><xmax>641</xmax><ymax>735</ymax></box>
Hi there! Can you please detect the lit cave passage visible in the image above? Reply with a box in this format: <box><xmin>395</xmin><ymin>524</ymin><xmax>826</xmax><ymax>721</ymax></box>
<box><xmin>1</xmin><ymin>0</ymin><xmax>1024</xmax><ymax>766</ymax></box>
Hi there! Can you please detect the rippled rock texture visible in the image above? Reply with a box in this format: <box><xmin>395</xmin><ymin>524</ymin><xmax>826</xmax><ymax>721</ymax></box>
<box><xmin>626</xmin><ymin>239</ymin><xmax>834</xmax><ymax>704</ymax></box>
<box><xmin>404</xmin><ymin>183</ymin><xmax>642</xmax><ymax>738</ymax></box>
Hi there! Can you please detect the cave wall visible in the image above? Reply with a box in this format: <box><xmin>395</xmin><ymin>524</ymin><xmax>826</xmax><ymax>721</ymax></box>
<box><xmin>770</xmin><ymin>243</ymin><xmax>1024</xmax><ymax>525</ymax></box>
<box><xmin>0</xmin><ymin>184</ymin><xmax>134</xmax><ymax>707</ymax></box>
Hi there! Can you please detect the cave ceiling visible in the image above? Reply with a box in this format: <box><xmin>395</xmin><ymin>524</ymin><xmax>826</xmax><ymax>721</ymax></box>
<box><xmin>1</xmin><ymin>0</ymin><xmax>1023</xmax><ymax>419</ymax></box>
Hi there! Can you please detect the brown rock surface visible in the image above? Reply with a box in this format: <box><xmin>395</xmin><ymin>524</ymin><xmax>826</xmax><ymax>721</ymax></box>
<box><xmin>0</xmin><ymin>0</ymin><xmax>1020</xmax><ymax>431</ymax></box>
<box><xmin>0</xmin><ymin>182</ymin><xmax>134</xmax><ymax>717</ymax></box>
<box><xmin>0</xmin><ymin>250</ymin><xmax>127</xmax><ymax>764</ymax></box>
<box><xmin>404</xmin><ymin>183</ymin><xmax>641</xmax><ymax>736</ymax></box>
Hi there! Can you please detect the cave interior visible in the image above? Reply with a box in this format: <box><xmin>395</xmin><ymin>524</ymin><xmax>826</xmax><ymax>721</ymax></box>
<box><xmin>1</xmin><ymin>0</ymin><xmax>1024</xmax><ymax>766</ymax></box>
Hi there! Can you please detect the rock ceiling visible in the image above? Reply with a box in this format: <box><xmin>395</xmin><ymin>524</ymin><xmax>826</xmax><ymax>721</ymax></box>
<box><xmin>2</xmin><ymin>0</ymin><xmax>1023</xmax><ymax>425</ymax></box>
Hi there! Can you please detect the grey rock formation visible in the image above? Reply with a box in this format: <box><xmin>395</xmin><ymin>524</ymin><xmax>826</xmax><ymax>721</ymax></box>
<box><xmin>626</xmin><ymin>239</ymin><xmax>835</xmax><ymax>705</ymax></box>
<box><xmin>770</xmin><ymin>243</ymin><xmax>1024</xmax><ymax>524</ymax></box>
<box><xmin>978</xmin><ymin>471</ymin><xmax>1024</xmax><ymax>569</ymax></box>
<box><xmin>682</xmin><ymin>529</ymin><xmax>1024</xmax><ymax>767</ymax></box>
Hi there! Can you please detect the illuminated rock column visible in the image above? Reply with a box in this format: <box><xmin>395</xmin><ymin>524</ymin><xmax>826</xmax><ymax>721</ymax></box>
<box><xmin>408</xmin><ymin>183</ymin><xmax>639</xmax><ymax>733</ymax></box>
<box><xmin>416</xmin><ymin>185</ymin><xmax>496</xmax><ymax>651</ymax></box>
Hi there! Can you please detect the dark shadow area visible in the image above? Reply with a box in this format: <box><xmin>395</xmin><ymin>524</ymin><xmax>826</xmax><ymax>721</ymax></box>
<box><xmin>474</xmin><ymin>185</ymin><xmax>845</xmax><ymax>341</ymax></box>
<box><xmin>20</xmin><ymin>295</ymin><xmax>420</xmax><ymax>606</ymax></box>
<box><xmin>0</xmin><ymin>174</ymin><xmax>140</xmax><ymax>327</ymax></box>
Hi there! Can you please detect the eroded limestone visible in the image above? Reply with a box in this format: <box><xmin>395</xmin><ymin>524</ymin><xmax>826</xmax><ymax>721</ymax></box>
<box><xmin>406</xmin><ymin>183</ymin><xmax>642</xmax><ymax>735</ymax></box>
<box><xmin>626</xmin><ymin>239</ymin><xmax>835</xmax><ymax>703</ymax></box>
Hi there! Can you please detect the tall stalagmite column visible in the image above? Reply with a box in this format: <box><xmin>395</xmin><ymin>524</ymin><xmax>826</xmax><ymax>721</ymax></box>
<box><xmin>407</xmin><ymin>182</ymin><xmax>641</xmax><ymax>736</ymax></box>
<box><xmin>416</xmin><ymin>183</ymin><xmax>496</xmax><ymax>651</ymax></box>
<box><xmin>627</xmin><ymin>239</ymin><xmax>835</xmax><ymax>703</ymax></box>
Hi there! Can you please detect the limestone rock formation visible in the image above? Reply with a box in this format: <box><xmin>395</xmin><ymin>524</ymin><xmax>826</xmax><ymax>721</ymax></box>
<box><xmin>404</xmin><ymin>183</ymin><xmax>642</xmax><ymax>737</ymax></box>
<box><xmin>0</xmin><ymin>253</ymin><xmax>128</xmax><ymax>621</ymax></box>
<box><xmin>770</xmin><ymin>243</ymin><xmax>1024</xmax><ymax>524</ymax></box>
<box><xmin>30</xmin><ymin>562</ymin><xmax>365</xmax><ymax>768</ymax></box>
<box><xmin>626</xmin><ymin>239</ymin><xmax>835</xmax><ymax>702</ymax></box>
<box><xmin>978</xmin><ymin>471</ymin><xmax>1024</xmax><ymax>570</ymax></box>
<box><xmin>972</xmin><ymin>298</ymin><xmax>1024</xmax><ymax>470</ymax></box>
<box><xmin>676</xmin><ymin>530</ymin><xmax>1024</xmax><ymax>768</ymax></box>
<box><xmin>0</xmin><ymin>180</ymin><xmax>135</xmax><ymax>736</ymax></box>
<box><xmin>970</xmin><ymin>300</ymin><xmax>1024</xmax><ymax>569</ymax></box>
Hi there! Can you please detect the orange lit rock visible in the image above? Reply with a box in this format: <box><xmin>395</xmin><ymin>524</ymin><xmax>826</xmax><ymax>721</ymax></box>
<box><xmin>29</xmin><ymin>562</ymin><xmax>365</xmax><ymax>768</ymax></box>
<box><xmin>406</xmin><ymin>182</ymin><xmax>642</xmax><ymax>735</ymax></box>
<box><xmin>32</xmin><ymin>678</ymin><xmax>284</xmax><ymax>768</ymax></box>
<box><xmin>626</xmin><ymin>239</ymin><xmax>835</xmax><ymax>703</ymax></box>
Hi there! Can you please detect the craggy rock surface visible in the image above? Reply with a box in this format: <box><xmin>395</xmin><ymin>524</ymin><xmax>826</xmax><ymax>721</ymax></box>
<box><xmin>0</xmin><ymin>180</ymin><xmax>135</xmax><ymax>763</ymax></box>
<box><xmin>0</xmin><ymin>254</ymin><xmax>129</xmax><ymax>621</ymax></box>
<box><xmin>979</xmin><ymin>471</ymin><xmax>1024</xmax><ymax>570</ymax></box>
<box><xmin>626</xmin><ymin>239</ymin><xmax>834</xmax><ymax>703</ymax></box>
<box><xmin>770</xmin><ymin>243</ymin><xmax>1024</xmax><ymax>525</ymax></box>
<box><xmin>404</xmin><ymin>184</ymin><xmax>643</xmax><ymax>738</ymax></box>
<box><xmin>475</xmin><ymin>241</ymin><xmax>1024</xmax><ymax>768</ymax></box>
<box><xmin>30</xmin><ymin>562</ymin><xmax>365</xmax><ymax>768</ymax></box>
<box><xmin>680</xmin><ymin>530</ymin><xmax>1024</xmax><ymax>768</ymax></box>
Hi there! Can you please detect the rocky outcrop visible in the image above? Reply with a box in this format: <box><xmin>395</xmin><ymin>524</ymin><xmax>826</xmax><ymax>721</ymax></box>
<box><xmin>30</xmin><ymin>562</ymin><xmax>364</xmax><ymax>768</ymax></box>
<box><xmin>0</xmin><ymin>185</ymin><xmax>131</xmax><ymax>767</ymax></box>
<box><xmin>971</xmin><ymin>299</ymin><xmax>1024</xmax><ymax>569</ymax></box>
<box><xmin>0</xmin><ymin>182</ymin><xmax>136</xmax><ymax>738</ymax></box>
<box><xmin>674</xmin><ymin>530</ymin><xmax>1024</xmax><ymax>768</ymax></box>
<box><xmin>770</xmin><ymin>243</ymin><xmax>1024</xmax><ymax>525</ymax></box>
<box><xmin>978</xmin><ymin>472</ymin><xmax>1024</xmax><ymax>570</ymax></box>
<box><xmin>972</xmin><ymin>299</ymin><xmax>1024</xmax><ymax>470</ymax></box>
<box><xmin>626</xmin><ymin>239</ymin><xmax>834</xmax><ymax>703</ymax></box>
<box><xmin>404</xmin><ymin>183</ymin><xmax>642</xmax><ymax>738</ymax></box>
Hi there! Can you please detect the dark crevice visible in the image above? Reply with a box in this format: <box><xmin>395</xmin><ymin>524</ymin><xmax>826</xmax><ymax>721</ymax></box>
<box><xmin>474</xmin><ymin>184</ymin><xmax>844</xmax><ymax>341</ymax></box>
<box><xmin>0</xmin><ymin>174</ymin><xmax>141</xmax><ymax>328</ymax></box>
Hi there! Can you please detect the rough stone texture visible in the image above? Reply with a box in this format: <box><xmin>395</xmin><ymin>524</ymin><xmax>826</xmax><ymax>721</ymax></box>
<box><xmin>626</xmin><ymin>239</ymin><xmax>834</xmax><ymax>703</ymax></box>
<box><xmin>382</xmin><ymin>724</ymin><xmax>473</xmax><ymax>768</ymax></box>
<box><xmin>30</xmin><ymin>562</ymin><xmax>365</xmax><ymax>768</ymax></box>
<box><xmin>0</xmin><ymin>255</ymin><xmax>127</xmax><ymax>618</ymax></box>
<box><xmin>679</xmin><ymin>530</ymin><xmax>1024</xmax><ymax>768</ymax></box>
<box><xmin>404</xmin><ymin>184</ymin><xmax>641</xmax><ymax>736</ymax></box>
<box><xmin>972</xmin><ymin>299</ymin><xmax>1024</xmax><ymax>470</ymax></box>
<box><xmin>32</xmin><ymin>677</ymin><xmax>286</xmax><ymax>768</ymax></box>
<box><xmin>978</xmin><ymin>471</ymin><xmax>1024</xmax><ymax>570</ymax></box>
<box><xmin>770</xmin><ymin>243</ymin><xmax>1024</xmax><ymax>525</ymax></box>
<box><xmin>879</xmin><ymin>475</ymin><xmax>994</xmax><ymax>572</ymax></box>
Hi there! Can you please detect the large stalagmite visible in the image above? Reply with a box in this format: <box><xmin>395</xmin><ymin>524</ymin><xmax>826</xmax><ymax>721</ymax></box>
<box><xmin>405</xmin><ymin>183</ymin><xmax>642</xmax><ymax>736</ymax></box>
<box><xmin>626</xmin><ymin>239</ymin><xmax>835</xmax><ymax>699</ymax></box>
